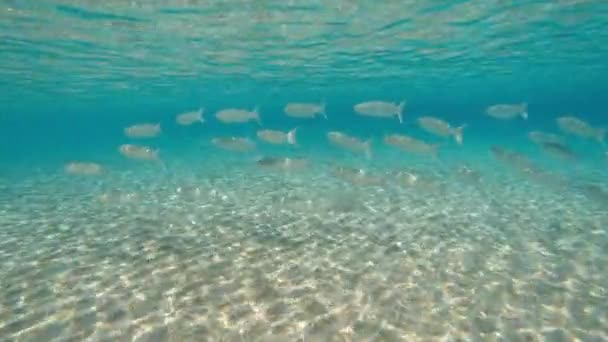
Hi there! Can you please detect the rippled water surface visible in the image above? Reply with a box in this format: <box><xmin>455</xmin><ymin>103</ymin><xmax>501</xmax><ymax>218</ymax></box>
<box><xmin>2</xmin><ymin>0</ymin><xmax>607</xmax><ymax>110</ymax></box>
<box><xmin>1</xmin><ymin>1</ymin><xmax>608</xmax><ymax>341</ymax></box>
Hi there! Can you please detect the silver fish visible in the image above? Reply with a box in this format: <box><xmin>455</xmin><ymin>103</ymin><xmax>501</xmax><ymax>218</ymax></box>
<box><xmin>65</xmin><ymin>162</ymin><xmax>103</xmax><ymax>176</ymax></box>
<box><xmin>119</xmin><ymin>144</ymin><xmax>160</xmax><ymax>161</ymax></box>
<box><xmin>557</xmin><ymin>116</ymin><xmax>605</xmax><ymax>143</ymax></box>
<box><xmin>527</xmin><ymin>131</ymin><xmax>563</xmax><ymax>145</ymax></box>
<box><xmin>485</xmin><ymin>103</ymin><xmax>528</xmax><ymax>120</ymax></box>
<box><xmin>384</xmin><ymin>134</ymin><xmax>438</xmax><ymax>156</ymax></box>
<box><xmin>417</xmin><ymin>116</ymin><xmax>466</xmax><ymax>144</ymax></box>
<box><xmin>176</xmin><ymin>108</ymin><xmax>204</xmax><ymax>125</ymax></box>
<box><xmin>353</xmin><ymin>100</ymin><xmax>405</xmax><ymax>123</ymax></box>
<box><xmin>540</xmin><ymin>141</ymin><xmax>576</xmax><ymax>160</ymax></box>
<box><xmin>216</xmin><ymin>107</ymin><xmax>260</xmax><ymax>124</ymax></box>
<box><xmin>124</xmin><ymin>123</ymin><xmax>161</xmax><ymax>138</ymax></box>
<box><xmin>211</xmin><ymin>137</ymin><xmax>255</xmax><ymax>152</ymax></box>
<box><xmin>257</xmin><ymin>128</ymin><xmax>298</xmax><ymax>145</ymax></box>
<box><xmin>284</xmin><ymin>102</ymin><xmax>326</xmax><ymax>119</ymax></box>
<box><xmin>332</xmin><ymin>165</ymin><xmax>382</xmax><ymax>186</ymax></box>
<box><xmin>256</xmin><ymin>156</ymin><xmax>308</xmax><ymax>171</ymax></box>
<box><xmin>327</xmin><ymin>131</ymin><xmax>372</xmax><ymax>158</ymax></box>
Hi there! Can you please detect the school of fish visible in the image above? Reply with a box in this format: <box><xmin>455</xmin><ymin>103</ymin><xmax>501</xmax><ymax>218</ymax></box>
<box><xmin>66</xmin><ymin>101</ymin><xmax>606</xmax><ymax>189</ymax></box>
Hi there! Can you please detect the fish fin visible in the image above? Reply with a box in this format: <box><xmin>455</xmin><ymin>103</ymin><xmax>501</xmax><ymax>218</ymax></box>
<box><xmin>151</xmin><ymin>149</ymin><xmax>168</xmax><ymax>172</ymax></box>
<box><xmin>453</xmin><ymin>125</ymin><xmax>466</xmax><ymax>145</ymax></box>
<box><xmin>364</xmin><ymin>139</ymin><xmax>373</xmax><ymax>160</ymax></box>
<box><xmin>598</xmin><ymin>128</ymin><xmax>606</xmax><ymax>145</ymax></box>
<box><xmin>397</xmin><ymin>100</ymin><xmax>406</xmax><ymax>123</ymax></box>
<box><xmin>287</xmin><ymin>127</ymin><xmax>298</xmax><ymax>145</ymax></box>
<box><xmin>252</xmin><ymin>106</ymin><xmax>262</xmax><ymax>125</ymax></box>
<box><xmin>158</xmin><ymin>159</ymin><xmax>170</xmax><ymax>174</ymax></box>
<box><xmin>198</xmin><ymin>107</ymin><xmax>205</xmax><ymax>123</ymax></box>
<box><xmin>320</xmin><ymin>101</ymin><xmax>327</xmax><ymax>119</ymax></box>
<box><xmin>521</xmin><ymin>103</ymin><xmax>528</xmax><ymax>120</ymax></box>
<box><xmin>431</xmin><ymin>144</ymin><xmax>441</xmax><ymax>160</ymax></box>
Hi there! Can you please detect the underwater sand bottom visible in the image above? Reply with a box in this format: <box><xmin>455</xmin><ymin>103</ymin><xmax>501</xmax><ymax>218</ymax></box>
<box><xmin>0</xmin><ymin>169</ymin><xmax>607</xmax><ymax>342</ymax></box>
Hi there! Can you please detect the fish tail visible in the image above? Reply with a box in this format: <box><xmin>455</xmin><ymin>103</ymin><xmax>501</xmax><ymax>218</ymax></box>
<box><xmin>155</xmin><ymin>123</ymin><xmax>162</xmax><ymax>132</ymax></box>
<box><xmin>364</xmin><ymin>139</ymin><xmax>373</xmax><ymax>160</ymax></box>
<box><xmin>287</xmin><ymin>127</ymin><xmax>298</xmax><ymax>145</ymax></box>
<box><xmin>152</xmin><ymin>149</ymin><xmax>169</xmax><ymax>173</ymax></box>
<box><xmin>598</xmin><ymin>128</ymin><xmax>606</xmax><ymax>145</ymax></box>
<box><xmin>158</xmin><ymin>159</ymin><xmax>169</xmax><ymax>173</ymax></box>
<box><xmin>431</xmin><ymin>144</ymin><xmax>440</xmax><ymax>160</ymax></box>
<box><xmin>252</xmin><ymin>106</ymin><xmax>262</xmax><ymax>125</ymax></box>
<box><xmin>521</xmin><ymin>103</ymin><xmax>528</xmax><ymax>120</ymax></box>
<box><xmin>397</xmin><ymin>100</ymin><xmax>406</xmax><ymax>123</ymax></box>
<box><xmin>320</xmin><ymin>101</ymin><xmax>327</xmax><ymax>119</ymax></box>
<box><xmin>453</xmin><ymin>124</ymin><xmax>467</xmax><ymax>145</ymax></box>
<box><xmin>198</xmin><ymin>107</ymin><xmax>205</xmax><ymax>123</ymax></box>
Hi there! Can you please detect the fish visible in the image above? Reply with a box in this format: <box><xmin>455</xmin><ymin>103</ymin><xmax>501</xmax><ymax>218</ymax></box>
<box><xmin>527</xmin><ymin>131</ymin><xmax>563</xmax><ymax>145</ymax></box>
<box><xmin>576</xmin><ymin>182</ymin><xmax>608</xmax><ymax>204</ymax></box>
<box><xmin>284</xmin><ymin>102</ymin><xmax>326</xmax><ymax>119</ymax></box>
<box><xmin>216</xmin><ymin>107</ymin><xmax>260</xmax><ymax>124</ymax></box>
<box><xmin>176</xmin><ymin>108</ymin><xmax>204</xmax><ymax>126</ymax></box>
<box><xmin>65</xmin><ymin>162</ymin><xmax>103</xmax><ymax>176</ymax></box>
<box><xmin>557</xmin><ymin>116</ymin><xmax>605</xmax><ymax>143</ymax></box>
<box><xmin>485</xmin><ymin>103</ymin><xmax>528</xmax><ymax>120</ymax></box>
<box><xmin>457</xmin><ymin>165</ymin><xmax>481</xmax><ymax>183</ymax></box>
<box><xmin>353</xmin><ymin>100</ymin><xmax>405</xmax><ymax>123</ymax></box>
<box><xmin>395</xmin><ymin>170</ymin><xmax>437</xmax><ymax>188</ymax></box>
<box><xmin>384</xmin><ymin>134</ymin><xmax>438</xmax><ymax>156</ymax></box>
<box><xmin>327</xmin><ymin>131</ymin><xmax>372</xmax><ymax>158</ymax></box>
<box><xmin>417</xmin><ymin>116</ymin><xmax>466</xmax><ymax>144</ymax></box>
<box><xmin>399</xmin><ymin>171</ymin><xmax>419</xmax><ymax>186</ymax></box>
<box><xmin>119</xmin><ymin>144</ymin><xmax>160</xmax><ymax>161</ymax></box>
<box><xmin>256</xmin><ymin>156</ymin><xmax>308</xmax><ymax>171</ymax></box>
<box><xmin>332</xmin><ymin>165</ymin><xmax>382</xmax><ymax>186</ymax></box>
<box><xmin>124</xmin><ymin>123</ymin><xmax>161</xmax><ymax>138</ymax></box>
<box><xmin>257</xmin><ymin>128</ymin><xmax>298</xmax><ymax>145</ymax></box>
<box><xmin>490</xmin><ymin>146</ymin><xmax>538</xmax><ymax>174</ymax></box>
<box><xmin>540</xmin><ymin>141</ymin><xmax>576</xmax><ymax>160</ymax></box>
<box><xmin>211</xmin><ymin>137</ymin><xmax>255</xmax><ymax>152</ymax></box>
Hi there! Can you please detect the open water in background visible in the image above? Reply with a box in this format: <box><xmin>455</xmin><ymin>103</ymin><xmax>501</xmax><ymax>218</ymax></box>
<box><xmin>1</xmin><ymin>1</ymin><xmax>608</xmax><ymax>341</ymax></box>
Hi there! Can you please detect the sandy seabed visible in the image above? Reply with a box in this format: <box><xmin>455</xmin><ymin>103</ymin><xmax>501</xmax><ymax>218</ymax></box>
<box><xmin>0</xmin><ymin>157</ymin><xmax>607</xmax><ymax>342</ymax></box>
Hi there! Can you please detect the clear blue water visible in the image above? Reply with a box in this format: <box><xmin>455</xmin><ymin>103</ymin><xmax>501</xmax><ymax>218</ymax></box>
<box><xmin>1</xmin><ymin>1</ymin><xmax>608</xmax><ymax>341</ymax></box>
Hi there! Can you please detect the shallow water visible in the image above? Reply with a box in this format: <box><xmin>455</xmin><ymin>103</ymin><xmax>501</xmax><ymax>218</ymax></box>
<box><xmin>1</xmin><ymin>1</ymin><xmax>608</xmax><ymax>341</ymax></box>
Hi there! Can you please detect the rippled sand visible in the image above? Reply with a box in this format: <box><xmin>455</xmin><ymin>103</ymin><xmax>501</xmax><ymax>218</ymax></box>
<box><xmin>0</xmin><ymin>159</ymin><xmax>607</xmax><ymax>342</ymax></box>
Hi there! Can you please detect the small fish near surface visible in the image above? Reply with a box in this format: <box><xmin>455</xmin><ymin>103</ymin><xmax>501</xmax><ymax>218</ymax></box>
<box><xmin>256</xmin><ymin>156</ymin><xmax>308</xmax><ymax>171</ymax></box>
<box><xmin>353</xmin><ymin>100</ymin><xmax>405</xmax><ymax>123</ymax></box>
<box><xmin>384</xmin><ymin>134</ymin><xmax>438</xmax><ymax>156</ymax></box>
<box><xmin>540</xmin><ymin>141</ymin><xmax>577</xmax><ymax>160</ymax></box>
<box><xmin>216</xmin><ymin>107</ymin><xmax>261</xmax><ymax>124</ymax></box>
<box><xmin>417</xmin><ymin>116</ymin><xmax>466</xmax><ymax>144</ymax></box>
<box><xmin>284</xmin><ymin>102</ymin><xmax>326</xmax><ymax>119</ymax></box>
<box><xmin>257</xmin><ymin>128</ymin><xmax>298</xmax><ymax>145</ymax></box>
<box><xmin>211</xmin><ymin>137</ymin><xmax>256</xmax><ymax>152</ymax></box>
<box><xmin>176</xmin><ymin>108</ymin><xmax>204</xmax><ymax>126</ymax></box>
<box><xmin>124</xmin><ymin>123</ymin><xmax>161</xmax><ymax>138</ymax></box>
<box><xmin>65</xmin><ymin>162</ymin><xmax>103</xmax><ymax>176</ymax></box>
<box><xmin>485</xmin><ymin>103</ymin><xmax>528</xmax><ymax>120</ymax></box>
<box><xmin>327</xmin><ymin>131</ymin><xmax>372</xmax><ymax>158</ymax></box>
<box><xmin>556</xmin><ymin>116</ymin><xmax>605</xmax><ymax>144</ymax></box>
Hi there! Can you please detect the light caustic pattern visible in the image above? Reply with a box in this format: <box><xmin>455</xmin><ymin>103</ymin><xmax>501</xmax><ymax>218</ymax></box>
<box><xmin>1</xmin><ymin>0</ymin><xmax>607</xmax><ymax>107</ymax></box>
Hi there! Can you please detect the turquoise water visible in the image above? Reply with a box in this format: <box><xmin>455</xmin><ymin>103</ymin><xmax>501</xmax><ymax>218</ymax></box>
<box><xmin>1</xmin><ymin>1</ymin><xmax>608</xmax><ymax>341</ymax></box>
